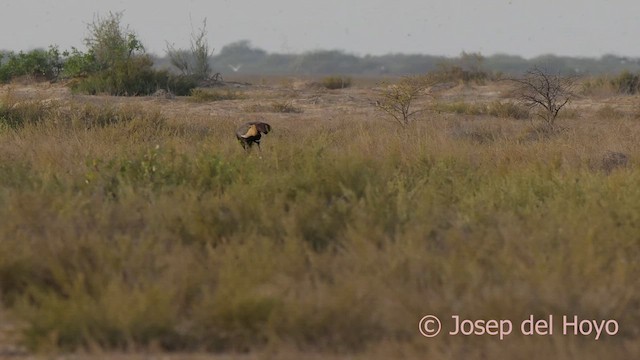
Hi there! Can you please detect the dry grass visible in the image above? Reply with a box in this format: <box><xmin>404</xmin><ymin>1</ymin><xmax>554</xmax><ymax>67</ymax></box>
<box><xmin>0</xmin><ymin>79</ymin><xmax>639</xmax><ymax>359</ymax></box>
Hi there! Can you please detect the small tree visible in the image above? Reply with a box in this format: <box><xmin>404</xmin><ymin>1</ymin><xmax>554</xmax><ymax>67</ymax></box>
<box><xmin>512</xmin><ymin>67</ymin><xmax>576</xmax><ymax>129</ymax></box>
<box><xmin>84</xmin><ymin>11</ymin><xmax>144</xmax><ymax>71</ymax></box>
<box><xmin>71</xmin><ymin>11</ymin><xmax>181</xmax><ymax>96</ymax></box>
<box><xmin>374</xmin><ymin>76</ymin><xmax>433</xmax><ymax>127</ymax></box>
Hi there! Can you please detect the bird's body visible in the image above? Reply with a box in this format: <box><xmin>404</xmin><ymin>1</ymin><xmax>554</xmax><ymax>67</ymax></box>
<box><xmin>236</xmin><ymin>121</ymin><xmax>272</xmax><ymax>150</ymax></box>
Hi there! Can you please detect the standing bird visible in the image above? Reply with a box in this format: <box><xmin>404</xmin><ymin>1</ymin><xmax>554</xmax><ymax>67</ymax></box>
<box><xmin>235</xmin><ymin>121</ymin><xmax>272</xmax><ymax>150</ymax></box>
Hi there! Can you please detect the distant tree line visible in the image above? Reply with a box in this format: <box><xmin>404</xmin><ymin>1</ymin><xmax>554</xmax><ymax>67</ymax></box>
<box><xmin>154</xmin><ymin>40</ymin><xmax>640</xmax><ymax>77</ymax></box>
<box><xmin>3</xmin><ymin>12</ymin><xmax>640</xmax><ymax>95</ymax></box>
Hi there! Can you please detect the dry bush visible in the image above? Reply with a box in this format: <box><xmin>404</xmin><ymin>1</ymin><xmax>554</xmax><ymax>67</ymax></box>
<box><xmin>512</xmin><ymin>67</ymin><xmax>577</xmax><ymax>129</ymax></box>
<box><xmin>374</xmin><ymin>75</ymin><xmax>437</xmax><ymax>127</ymax></box>
<box><xmin>610</xmin><ymin>70</ymin><xmax>640</xmax><ymax>94</ymax></box>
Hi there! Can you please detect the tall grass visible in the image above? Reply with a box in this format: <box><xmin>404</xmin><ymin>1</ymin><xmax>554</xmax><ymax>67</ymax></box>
<box><xmin>0</xmin><ymin>90</ymin><xmax>639</xmax><ymax>358</ymax></box>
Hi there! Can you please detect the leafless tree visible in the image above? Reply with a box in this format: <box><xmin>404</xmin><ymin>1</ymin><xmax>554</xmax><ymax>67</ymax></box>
<box><xmin>165</xmin><ymin>18</ymin><xmax>215</xmax><ymax>80</ymax></box>
<box><xmin>512</xmin><ymin>67</ymin><xmax>577</xmax><ymax>129</ymax></box>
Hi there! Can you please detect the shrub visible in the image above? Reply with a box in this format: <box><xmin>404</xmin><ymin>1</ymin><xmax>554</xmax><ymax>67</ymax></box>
<box><xmin>610</xmin><ymin>71</ymin><xmax>640</xmax><ymax>95</ymax></box>
<box><xmin>0</xmin><ymin>47</ymin><xmax>63</xmax><ymax>83</ymax></box>
<box><xmin>375</xmin><ymin>75</ymin><xmax>436</xmax><ymax>127</ymax></box>
<box><xmin>321</xmin><ymin>76</ymin><xmax>352</xmax><ymax>89</ymax></box>
<box><xmin>71</xmin><ymin>56</ymin><xmax>169</xmax><ymax>96</ymax></box>
<box><xmin>165</xmin><ymin>74</ymin><xmax>199</xmax><ymax>96</ymax></box>
<box><xmin>61</xmin><ymin>47</ymin><xmax>98</xmax><ymax>78</ymax></box>
<box><xmin>434</xmin><ymin>53</ymin><xmax>489</xmax><ymax>85</ymax></box>
<box><xmin>69</xmin><ymin>12</ymin><xmax>194</xmax><ymax>96</ymax></box>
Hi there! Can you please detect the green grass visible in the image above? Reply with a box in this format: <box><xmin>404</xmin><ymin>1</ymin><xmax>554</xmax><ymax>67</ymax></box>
<box><xmin>0</xmin><ymin>90</ymin><xmax>639</xmax><ymax>358</ymax></box>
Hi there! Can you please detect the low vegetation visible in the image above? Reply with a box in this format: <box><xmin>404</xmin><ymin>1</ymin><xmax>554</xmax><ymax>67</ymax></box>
<box><xmin>188</xmin><ymin>88</ymin><xmax>243</xmax><ymax>102</ymax></box>
<box><xmin>0</xmin><ymin>12</ymin><xmax>639</xmax><ymax>358</ymax></box>
<box><xmin>0</xmin><ymin>47</ymin><xmax>63</xmax><ymax>82</ymax></box>
<box><xmin>582</xmin><ymin>70</ymin><xmax>640</xmax><ymax>96</ymax></box>
<box><xmin>0</xmin><ymin>12</ymin><xmax>199</xmax><ymax>97</ymax></box>
<box><xmin>0</xmin><ymin>80</ymin><xmax>638</xmax><ymax>358</ymax></box>
<box><xmin>432</xmin><ymin>100</ymin><xmax>529</xmax><ymax>119</ymax></box>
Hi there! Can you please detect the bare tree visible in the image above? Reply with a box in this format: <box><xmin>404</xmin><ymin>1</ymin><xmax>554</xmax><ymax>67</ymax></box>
<box><xmin>165</xmin><ymin>18</ymin><xmax>216</xmax><ymax>80</ymax></box>
<box><xmin>512</xmin><ymin>67</ymin><xmax>577</xmax><ymax>129</ymax></box>
<box><xmin>165</xmin><ymin>46</ymin><xmax>191</xmax><ymax>76</ymax></box>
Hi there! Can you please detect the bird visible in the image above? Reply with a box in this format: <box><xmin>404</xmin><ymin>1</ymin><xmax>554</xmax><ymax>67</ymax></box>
<box><xmin>228</xmin><ymin>64</ymin><xmax>242</xmax><ymax>72</ymax></box>
<box><xmin>235</xmin><ymin>121</ymin><xmax>272</xmax><ymax>150</ymax></box>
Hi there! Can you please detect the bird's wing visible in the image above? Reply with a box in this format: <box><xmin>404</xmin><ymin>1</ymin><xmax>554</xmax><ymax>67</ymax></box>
<box><xmin>239</xmin><ymin>124</ymin><xmax>259</xmax><ymax>138</ymax></box>
<box><xmin>255</xmin><ymin>122</ymin><xmax>271</xmax><ymax>134</ymax></box>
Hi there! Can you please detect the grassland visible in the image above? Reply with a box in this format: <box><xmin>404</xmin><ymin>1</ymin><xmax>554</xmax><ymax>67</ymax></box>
<box><xmin>0</xmin><ymin>77</ymin><xmax>639</xmax><ymax>359</ymax></box>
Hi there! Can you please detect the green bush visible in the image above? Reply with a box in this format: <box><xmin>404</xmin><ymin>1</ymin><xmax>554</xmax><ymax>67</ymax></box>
<box><xmin>61</xmin><ymin>47</ymin><xmax>98</xmax><ymax>78</ymax></box>
<box><xmin>0</xmin><ymin>47</ymin><xmax>63</xmax><ymax>83</ymax></box>
<box><xmin>68</xmin><ymin>12</ymin><xmax>201</xmax><ymax>96</ymax></box>
<box><xmin>72</xmin><ymin>56</ymin><xmax>169</xmax><ymax>96</ymax></box>
<box><xmin>166</xmin><ymin>74</ymin><xmax>199</xmax><ymax>96</ymax></box>
<box><xmin>321</xmin><ymin>76</ymin><xmax>352</xmax><ymax>89</ymax></box>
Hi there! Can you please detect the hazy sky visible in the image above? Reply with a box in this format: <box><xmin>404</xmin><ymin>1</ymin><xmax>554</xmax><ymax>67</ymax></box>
<box><xmin>2</xmin><ymin>0</ymin><xmax>639</xmax><ymax>58</ymax></box>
